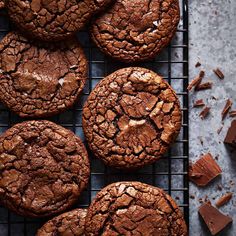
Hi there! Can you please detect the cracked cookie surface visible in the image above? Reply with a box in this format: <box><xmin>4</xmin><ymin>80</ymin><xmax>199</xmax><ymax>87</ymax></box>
<box><xmin>82</xmin><ymin>67</ymin><xmax>182</xmax><ymax>169</ymax></box>
<box><xmin>0</xmin><ymin>31</ymin><xmax>87</xmax><ymax>118</ymax></box>
<box><xmin>0</xmin><ymin>120</ymin><xmax>90</xmax><ymax>218</ymax></box>
<box><xmin>37</xmin><ymin>208</ymin><xmax>87</xmax><ymax>236</ymax></box>
<box><xmin>5</xmin><ymin>0</ymin><xmax>113</xmax><ymax>41</ymax></box>
<box><xmin>85</xmin><ymin>182</ymin><xmax>187</xmax><ymax>236</ymax></box>
<box><xmin>91</xmin><ymin>0</ymin><xmax>180</xmax><ymax>63</ymax></box>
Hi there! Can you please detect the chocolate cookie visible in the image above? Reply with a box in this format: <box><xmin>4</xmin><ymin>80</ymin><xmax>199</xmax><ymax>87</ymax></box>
<box><xmin>4</xmin><ymin>0</ymin><xmax>113</xmax><ymax>41</ymax></box>
<box><xmin>0</xmin><ymin>120</ymin><xmax>90</xmax><ymax>218</ymax></box>
<box><xmin>0</xmin><ymin>31</ymin><xmax>87</xmax><ymax>118</ymax></box>
<box><xmin>91</xmin><ymin>0</ymin><xmax>180</xmax><ymax>63</ymax></box>
<box><xmin>37</xmin><ymin>209</ymin><xmax>87</xmax><ymax>236</ymax></box>
<box><xmin>83</xmin><ymin>67</ymin><xmax>182</xmax><ymax>169</ymax></box>
<box><xmin>85</xmin><ymin>182</ymin><xmax>188</xmax><ymax>235</ymax></box>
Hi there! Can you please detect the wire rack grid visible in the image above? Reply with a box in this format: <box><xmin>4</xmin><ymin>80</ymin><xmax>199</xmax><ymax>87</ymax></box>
<box><xmin>0</xmin><ymin>1</ymin><xmax>189</xmax><ymax>235</ymax></box>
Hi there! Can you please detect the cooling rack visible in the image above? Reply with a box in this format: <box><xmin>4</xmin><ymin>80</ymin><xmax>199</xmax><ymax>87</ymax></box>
<box><xmin>0</xmin><ymin>0</ymin><xmax>189</xmax><ymax>234</ymax></box>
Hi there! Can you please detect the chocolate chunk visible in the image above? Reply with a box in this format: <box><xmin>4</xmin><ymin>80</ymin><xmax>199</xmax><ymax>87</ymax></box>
<box><xmin>195</xmin><ymin>82</ymin><xmax>213</xmax><ymax>91</ymax></box>
<box><xmin>215</xmin><ymin>193</ymin><xmax>233</xmax><ymax>208</ymax></box>
<box><xmin>189</xmin><ymin>153</ymin><xmax>222</xmax><ymax>187</ymax></box>
<box><xmin>217</xmin><ymin>126</ymin><xmax>223</xmax><ymax>135</ymax></box>
<box><xmin>193</xmin><ymin>99</ymin><xmax>205</xmax><ymax>107</ymax></box>
<box><xmin>224</xmin><ymin>120</ymin><xmax>236</xmax><ymax>148</ymax></box>
<box><xmin>199</xmin><ymin>107</ymin><xmax>211</xmax><ymax>119</ymax></box>
<box><xmin>187</xmin><ymin>71</ymin><xmax>205</xmax><ymax>91</ymax></box>
<box><xmin>229</xmin><ymin>110</ymin><xmax>236</xmax><ymax>117</ymax></box>
<box><xmin>85</xmin><ymin>182</ymin><xmax>188</xmax><ymax>235</ymax></box>
<box><xmin>222</xmin><ymin>99</ymin><xmax>232</xmax><ymax>120</ymax></box>
<box><xmin>91</xmin><ymin>0</ymin><xmax>180</xmax><ymax>63</ymax></box>
<box><xmin>199</xmin><ymin>202</ymin><xmax>232</xmax><ymax>235</ymax></box>
<box><xmin>213</xmin><ymin>68</ymin><xmax>225</xmax><ymax>80</ymax></box>
<box><xmin>195</xmin><ymin>62</ymin><xmax>201</xmax><ymax>67</ymax></box>
<box><xmin>83</xmin><ymin>67</ymin><xmax>182</xmax><ymax>169</ymax></box>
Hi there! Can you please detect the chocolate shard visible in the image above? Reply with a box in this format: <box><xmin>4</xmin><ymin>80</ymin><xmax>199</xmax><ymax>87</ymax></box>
<box><xmin>193</xmin><ymin>99</ymin><xmax>205</xmax><ymax>107</ymax></box>
<box><xmin>224</xmin><ymin>120</ymin><xmax>236</xmax><ymax>148</ymax></box>
<box><xmin>187</xmin><ymin>70</ymin><xmax>205</xmax><ymax>91</ymax></box>
<box><xmin>195</xmin><ymin>61</ymin><xmax>201</xmax><ymax>67</ymax></box>
<box><xmin>199</xmin><ymin>202</ymin><xmax>232</xmax><ymax>235</ymax></box>
<box><xmin>199</xmin><ymin>106</ymin><xmax>211</xmax><ymax>119</ymax></box>
<box><xmin>189</xmin><ymin>153</ymin><xmax>222</xmax><ymax>187</ymax></box>
<box><xmin>195</xmin><ymin>82</ymin><xmax>213</xmax><ymax>91</ymax></box>
<box><xmin>213</xmin><ymin>68</ymin><xmax>225</xmax><ymax>80</ymax></box>
<box><xmin>222</xmin><ymin>99</ymin><xmax>232</xmax><ymax>120</ymax></box>
<box><xmin>215</xmin><ymin>193</ymin><xmax>233</xmax><ymax>208</ymax></box>
<box><xmin>229</xmin><ymin>110</ymin><xmax>236</xmax><ymax>117</ymax></box>
<box><xmin>217</xmin><ymin>126</ymin><xmax>223</xmax><ymax>135</ymax></box>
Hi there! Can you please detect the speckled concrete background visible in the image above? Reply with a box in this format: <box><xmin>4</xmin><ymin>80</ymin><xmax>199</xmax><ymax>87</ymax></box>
<box><xmin>189</xmin><ymin>0</ymin><xmax>236</xmax><ymax>235</ymax></box>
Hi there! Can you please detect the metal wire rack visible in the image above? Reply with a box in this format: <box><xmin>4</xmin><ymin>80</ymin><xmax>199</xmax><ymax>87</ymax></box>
<box><xmin>0</xmin><ymin>1</ymin><xmax>189</xmax><ymax>235</ymax></box>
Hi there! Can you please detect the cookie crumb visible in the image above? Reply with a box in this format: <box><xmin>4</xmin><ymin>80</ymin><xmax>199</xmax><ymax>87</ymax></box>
<box><xmin>213</xmin><ymin>68</ymin><xmax>225</xmax><ymax>80</ymax></box>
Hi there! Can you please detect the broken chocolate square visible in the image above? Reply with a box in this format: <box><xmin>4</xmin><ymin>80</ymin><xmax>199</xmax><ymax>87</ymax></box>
<box><xmin>199</xmin><ymin>107</ymin><xmax>211</xmax><ymax>119</ymax></box>
<box><xmin>215</xmin><ymin>193</ymin><xmax>233</xmax><ymax>208</ymax></box>
<box><xmin>199</xmin><ymin>202</ymin><xmax>232</xmax><ymax>235</ymax></box>
<box><xmin>222</xmin><ymin>99</ymin><xmax>232</xmax><ymax>120</ymax></box>
<box><xmin>213</xmin><ymin>68</ymin><xmax>225</xmax><ymax>80</ymax></box>
<box><xmin>189</xmin><ymin>153</ymin><xmax>222</xmax><ymax>187</ymax></box>
<box><xmin>224</xmin><ymin>120</ymin><xmax>236</xmax><ymax>148</ymax></box>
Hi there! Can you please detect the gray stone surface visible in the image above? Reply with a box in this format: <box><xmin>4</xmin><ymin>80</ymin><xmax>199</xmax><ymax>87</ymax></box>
<box><xmin>189</xmin><ymin>0</ymin><xmax>236</xmax><ymax>235</ymax></box>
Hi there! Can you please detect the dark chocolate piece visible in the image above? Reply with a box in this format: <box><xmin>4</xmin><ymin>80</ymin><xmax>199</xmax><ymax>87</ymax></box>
<box><xmin>200</xmin><ymin>107</ymin><xmax>211</xmax><ymax>119</ymax></box>
<box><xmin>224</xmin><ymin>120</ymin><xmax>236</xmax><ymax>148</ymax></box>
<box><xmin>187</xmin><ymin>71</ymin><xmax>205</xmax><ymax>91</ymax></box>
<box><xmin>195</xmin><ymin>82</ymin><xmax>213</xmax><ymax>91</ymax></box>
<box><xmin>222</xmin><ymin>99</ymin><xmax>232</xmax><ymax>120</ymax></box>
<box><xmin>193</xmin><ymin>99</ymin><xmax>205</xmax><ymax>107</ymax></box>
<box><xmin>213</xmin><ymin>68</ymin><xmax>225</xmax><ymax>80</ymax></box>
<box><xmin>229</xmin><ymin>110</ymin><xmax>236</xmax><ymax>117</ymax></box>
<box><xmin>195</xmin><ymin>62</ymin><xmax>201</xmax><ymax>67</ymax></box>
<box><xmin>217</xmin><ymin>126</ymin><xmax>223</xmax><ymax>135</ymax></box>
<box><xmin>215</xmin><ymin>193</ymin><xmax>233</xmax><ymax>208</ymax></box>
<box><xmin>189</xmin><ymin>153</ymin><xmax>222</xmax><ymax>186</ymax></box>
<box><xmin>199</xmin><ymin>202</ymin><xmax>232</xmax><ymax>235</ymax></box>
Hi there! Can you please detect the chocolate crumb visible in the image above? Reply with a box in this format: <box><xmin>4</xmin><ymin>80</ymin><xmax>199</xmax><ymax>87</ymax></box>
<box><xmin>224</xmin><ymin>120</ymin><xmax>236</xmax><ymax>148</ymax></box>
<box><xmin>199</xmin><ymin>198</ymin><xmax>203</xmax><ymax>204</ymax></box>
<box><xmin>189</xmin><ymin>153</ymin><xmax>222</xmax><ymax>187</ymax></box>
<box><xmin>195</xmin><ymin>62</ymin><xmax>201</xmax><ymax>67</ymax></box>
<box><xmin>187</xmin><ymin>71</ymin><xmax>205</xmax><ymax>91</ymax></box>
<box><xmin>217</xmin><ymin>126</ymin><xmax>223</xmax><ymax>135</ymax></box>
<box><xmin>217</xmin><ymin>184</ymin><xmax>223</xmax><ymax>191</ymax></box>
<box><xmin>200</xmin><ymin>107</ymin><xmax>211</xmax><ymax>119</ymax></box>
<box><xmin>213</xmin><ymin>68</ymin><xmax>225</xmax><ymax>80</ymax></box>
<box><xmin>199</xmin><ymin>202</ymin><xmax>232</xmax><ymax>235</ymax></box>
<box><xmin>216</xmin><ymin>193</ymin><xmax>233</xmax><ymax>208</ymax></box>
<box><xmin>193</xmin><ymin>99</ymin><xmax>205</xmax><ymax>107</ymax></box>
<box><xmin>195</xmin><ymin>82</ymin><xmax>213</xmax><ymax>91</ymax></box>
<box><xmin>222</xmin><ymin>99</ymin><xmax>232</xmax><ymax>120</ymax></box>
<box><xmin>212</xmin><ymin>96</ymin><xmax>217</xmax><ymax>100</ymax></box>
<box><xmin>229</xmin><ymin>110</ymin><xmax>236</xmax><ymax>117</ymax></box>
<box><xmin>175</xmin><ymin>196</ymin><xmax>180</xmax><ymax>200</ymax></box>
<box><xmin>190</xmin><ymin>195</ymin><xmax>195</xmax><ymax>199</ymax></box>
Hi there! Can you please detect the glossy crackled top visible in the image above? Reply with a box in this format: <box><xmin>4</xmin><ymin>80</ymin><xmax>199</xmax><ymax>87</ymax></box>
<box><xmin>0</xmin><ymin>120</ymin><xmax>90</xmax><ymax>218</ymax></box>
<box><xmin>0</xmin><ymin>31</ymin><xmax>87</xmax><ymax>118</ymax></box>
<box><xmin>83</xmin><ymin>67</ymin><xmax>182</xmax><ymax>169</ymax></box>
